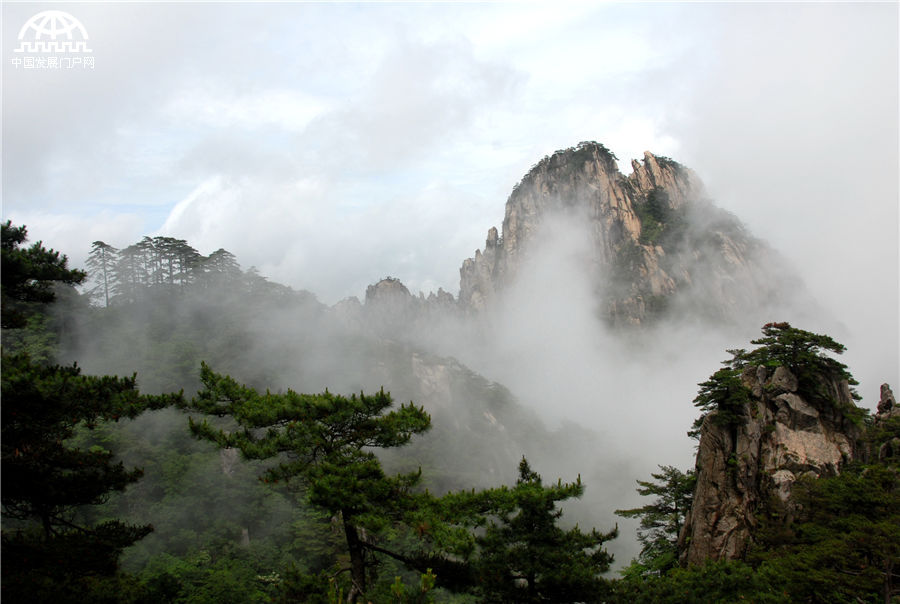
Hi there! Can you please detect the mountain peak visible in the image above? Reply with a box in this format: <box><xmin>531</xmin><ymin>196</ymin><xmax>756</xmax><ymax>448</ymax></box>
<box><xmin>459</xmin><ymin>142</ymin><xmax>787</xmax><ymax>326</ymax></box>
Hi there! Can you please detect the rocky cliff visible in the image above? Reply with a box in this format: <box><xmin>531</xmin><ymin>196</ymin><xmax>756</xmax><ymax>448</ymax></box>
<box><xmin>458</xmin><ymin>141</ymin><xmax>786</xmax><ymax>325</ymax></box>
<box><xmin>676</xmin><ymin>323</ymin><xmax>876</xmax><ymax>565</ymax></box>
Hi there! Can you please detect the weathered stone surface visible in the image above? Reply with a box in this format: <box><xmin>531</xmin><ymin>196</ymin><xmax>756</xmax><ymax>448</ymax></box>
<box><xmin>771</xmin><ymin>422</ymin><xmax>845</xmax><ymax>473</ymax></box>
<box><xmin>410</xmin><ymin>353</ymin><xmax>452</xmax><ymax>410</ymax></box>
<box><xmin>770</xmin><ymin>469</ymin><xmax>797</xmax><ymax>502</ymax></box>
<box><xmin>349</xmin><ymin>142</ymin><xmax>796</xmax><ymax>330</ymax></box>
<box><xmin>774</xmin><ymin>393</ymin><xmax>821</xmax><ymax>432</ymax></box>
<box><xmin>365</xmin><ymin>277</ymin><xmax>413</xmax><ymax>307</ymax></box>
<box><xmin>457</xmin><ymin>142</ymin><xmax>786</xmax><ymax>325</ymax></box>
<box><xmin>755</xmin><ymin>366</ymin><xmax>768</xmax><ymax>396</ymax></box>
<box><xmin>331</xmin><ymin>296</ymin><xmax>364</xmax><ymax>329</ymax></box>
<box><xmin>679</xmin><ymin>366</ymin><xmax>862</xmax><ymax>565</ymax></box>
<box><xmin>872</xmin><ymin>383</ymin><xmax>899</xmax><ymax>462</ymax></box>
<box><xmin>681</xmin><ymin>417</ymin><xmax>756</xmax><ymax>564</ymax></box>
<box><xmin>221</xmin><ymin>448</ymin><xmax>239</xmax><ymax>476</ymax></box>
<box><xmin>770</xmin><ymin>366</ymin><xmax>799</xmax><ymax>393</ymax></box>
<box><xmin>877</xmin><ymin>383</ymin><xmax>897</xmax><ymax>418</ymax></box>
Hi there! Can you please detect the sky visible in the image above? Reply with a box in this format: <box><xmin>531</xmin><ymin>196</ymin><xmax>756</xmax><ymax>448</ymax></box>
<box><xmin>2</xmin><ymin>1</ymin><xmax>898</xmax><ymax>401</ymax></box>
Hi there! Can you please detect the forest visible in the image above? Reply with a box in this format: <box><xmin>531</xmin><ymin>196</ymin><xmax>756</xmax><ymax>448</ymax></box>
<box><xmin>2</xmin><ymin>221</ymin><xmax>898</xmax><ymax>603</ymax></box>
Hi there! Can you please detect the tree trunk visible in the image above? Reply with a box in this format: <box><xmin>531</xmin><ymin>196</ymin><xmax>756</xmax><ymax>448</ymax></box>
<box><xmin>884</xmin><ymin>556</ymin><xmax>894</xmax><ymax>604</ymax></box>
<box><xmin>342</xmin><ymin>512</ymin><xmax>366</xmax><ymax>602</ymax></box>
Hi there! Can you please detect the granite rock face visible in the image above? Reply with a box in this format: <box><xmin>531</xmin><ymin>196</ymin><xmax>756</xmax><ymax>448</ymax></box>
<box><xmin>874</xmin><ymin>384</ymin><xmax>900</xmax><ymax>463</ymax></box>
<box><xmin>679</xmin><ymin>366</ymin><xmax>862</xmax><ymax>565</ymax></box>
<box><xmin>347</xmin><ymin>142</ymin><xmax>795</xmax><ymax>330</ymax></box>
<box><xmin>457</xmin><ymin>142</ymin><xmax>784</xmax><ymax>325</ymax></box>
<box><xmin>876</xmin><ymin>383</ymin><xmax>898</xmax><ymax>419</ymax></box>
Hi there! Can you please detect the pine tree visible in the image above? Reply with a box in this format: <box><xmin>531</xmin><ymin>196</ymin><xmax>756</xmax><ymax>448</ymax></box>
<box><xmin>1</xmin><ymin>221</ymin><xmax>85</xmax><ymax>329</ymax></box>
<box><xmin>746</xmin><ymin>461</ymin><xmax>900</xmax><ymax>603</ymax></box>
<box><xmin>113</xmin><ymin>243</ymin><xmax>149</xmax><ymax>303</ymax></box>
<box><xmin>443</xmin><ymin>458</ymin><xmax>617</xmax><ymax>602</ymax></box>
<box><xmin>86</xmin><ymin>241</ymin><xmax>119</xmax><ymax>307</ymax></box>
<box><xmin>741</xmin><ymin>322</ymin><xmax>861</xmax><ymax>405</ymax></box>
<box><xmin>1</xmin><ymin>354</ymin><xmax>183</xmax><ymax>600</ymax></box>
<box><xmin>1</xmin><ymin>223</ymin><xmax>184</xmax><ymax>599</ymax></box>
<box><xmin>689</xmin><ymin>322</ymin><xmax>862</xmax><ymax>439</ymax></box>
<box><xmin>185</xmin><ymin>363</ymin><xmax>431</xmax><ymax>602</ymax></box>
<box><xmin>200</xmin><ymin>248</ymin><xmax>242</xmax><ymax>287</ymax></box>
<box><xmin>171</xmin><ymin>238</ymin><xmax>203</xmax><ymax>287</ymax></box>
<box><xmin>615</xmin><ymin>465</ymin><xmax>696</xmax><ymax>573</ymax></box>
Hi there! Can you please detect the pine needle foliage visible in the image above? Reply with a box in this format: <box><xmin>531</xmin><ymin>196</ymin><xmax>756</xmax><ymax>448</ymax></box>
<box><xmin>185</xmin><ymin>363</ymin><xmax>431</xmax><ymax>600</ymax></box>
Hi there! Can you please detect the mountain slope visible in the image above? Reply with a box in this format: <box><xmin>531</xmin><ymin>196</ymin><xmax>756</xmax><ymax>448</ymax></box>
<box><xmin>458</xmin><ymin>141</ymin><xmax>793</xmax><ymax>326</ymax></box>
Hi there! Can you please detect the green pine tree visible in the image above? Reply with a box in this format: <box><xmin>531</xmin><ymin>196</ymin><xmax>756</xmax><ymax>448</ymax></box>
<box><xmin>1</xmin><ymin>220</ymin><xmax>85</xmax><ymax>329</ymax></box>
<box><xmin>615</xmin><ymin>465</ymin><xmax>696</xmax><ymax>574</ymax></box>
<box><xmin>0</xmin><ymin>354</ymin><xmax>183</xmax><ymax>601</ymax></box>
<box><xmin>441</xmin><ymin>457</ymin><xmax>617</xmax><ymax>602</ymax></box>
<box><xmin>185</xmin><ymin>363</ymin><xmax>431</xmax><ymax>602</ymax></box>
<box><xmin>86</xmin><ymin>241</ymin><xmax>119</xmax><ymax>307</ymax></box>
<box><xmin>1</xmin><ymin>223</ymin><xmax>184</xmax><ymax>600</ymax></box>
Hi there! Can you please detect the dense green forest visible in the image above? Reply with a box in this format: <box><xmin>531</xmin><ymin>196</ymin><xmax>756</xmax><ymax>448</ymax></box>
<box><xmin>2</xmin><ymin>222</ymin><xmax>897</xmax><ymax>602</ymax></box>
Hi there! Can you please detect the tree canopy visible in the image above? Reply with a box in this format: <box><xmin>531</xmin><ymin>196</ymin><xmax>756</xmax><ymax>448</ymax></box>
<box><xmin>470</xmin><ymin>458</ymin><xmax>617</xmax><ymax>602</ymax></box>
<box><xmin>1</xmin><ymin>355</ymin><xmax>185</xmax><ymax>599</ymax></box>
<box><xmin>1</xmin><ymin>222</ymin><xmax>186</xmax><ymax>601</ymax></box>
<box><xmin>615</xmin><ymin>465</ymin><xmax>696</xmax><ymax>574</ymax></box>
<box><xmin>1</xmin><ymin>220</ymin><xmax>85</xmax><ymax>329</ymax></box>
<box><xmin>185</xmin><ymin>363</ymin><xmax>431</xmax><ymax>601</ymax></box>
<box><xmin>690</xmin><ymin>322</ymin><xmax>862</xmax><ymax>438</ymax></box>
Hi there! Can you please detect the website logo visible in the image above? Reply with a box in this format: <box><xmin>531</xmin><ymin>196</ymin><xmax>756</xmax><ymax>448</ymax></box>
<box><xmin>11</xmin><ymin>10</ymin><xmax>95</xmax><ymax>70</ymax></box>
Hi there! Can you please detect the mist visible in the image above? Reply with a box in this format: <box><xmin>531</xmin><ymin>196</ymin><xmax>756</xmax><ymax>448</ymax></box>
<box><xmin>4</xmin><ymin>0</ymin><xmax>896</xmax><ymax>582</ymax></box>
<box><xmin>54</xmin><ymin>165</ymin><xmax>883</xmax><ymax>573</ymax></box>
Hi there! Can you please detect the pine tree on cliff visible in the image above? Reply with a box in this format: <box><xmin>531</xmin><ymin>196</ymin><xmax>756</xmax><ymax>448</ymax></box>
<box><xmin>691</xmin><ymin>322</ymin><xmax>863</xmax><ymax>437</ymax></box>
<box><xmin>615</xmin><ymin>465</ymin><xmax>696</xmax><ymax>574</ymax></box>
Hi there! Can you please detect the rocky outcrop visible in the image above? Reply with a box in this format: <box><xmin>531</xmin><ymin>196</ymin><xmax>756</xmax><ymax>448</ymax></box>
<box><xmin>876</xmin><ymin>383</ymin><xmax>898</xmax><ymax>419</ymax></box>
<box><xmin>457</xmin><ymin>141</ymin><xmax>785</xmax><ymax>325</ymax></box>
<box><xmin>874</xmin><ymin>384</ymin><xmax>900</xmax><ymax>462</ymax></box>
<box><xmin>349</xmin><ymin>277</ymin><xmax>459</xmax><ymax>340</ymax></box>
<box><xmin>345</xmin><ymin>142</ymin><xmax>794</xmax><ymax>329</ymax></box>
<box><xmin>679</xmin><ymin>365</ymin><xmax>861</xmax><ymax>565</ymax></box>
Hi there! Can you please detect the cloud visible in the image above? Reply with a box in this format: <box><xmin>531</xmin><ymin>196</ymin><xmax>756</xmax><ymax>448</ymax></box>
<box><xmin>2</xmin><ymin>2</ymin><xmax>895</xmax><ymax>395</ymax></box>
<box><xmin>300</xmin><ymin>33</ymin><xmax>524</xmax><ymax>174</ymax></box>
<box><xmin>164</xmin><ymin>86</ymin><xmax>329</xmax><ymax>133</ymax></box>
<box><xmin>6</xmin><ymin>211</ymin><xmax>146</xmax><ymax>271</ymax></box>
<box><xmin>157</xmin><ymin>170</ymin><xmax>496</xmax><ymax>304</ymax></box>
<box><xmin>149</xmin><ymin>28</ymin><xmax>526</xmax><ymax>302</ymax></box>
<box><xmin>661</xmin><ymin>2</ymin><xmax>899</xmax><ymax>400</ymax></box>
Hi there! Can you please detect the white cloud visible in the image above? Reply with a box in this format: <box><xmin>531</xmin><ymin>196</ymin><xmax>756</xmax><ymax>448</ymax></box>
<box><xmin>164</xmin><ymin>86</ymin><xmax>330</xmax><ymax>132</ymax></box>
<box><xmin>299</xmin><ymin>32</ymin><xmax>524</xmax><ymax>174</ymax></box>
<box><xmin>3</xmin><ymin>1</ymin><xmax>896</xmax><ymax>395</ymax></box>
<box><xmin>5</xmin><ymin>211</ymin><xmax>147</xmax><ymax>271</ymax></box>
<box><xmin>662</xmin><ymin>2</ymin><xmax>899</xmax><ymax>400</ymax></box>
